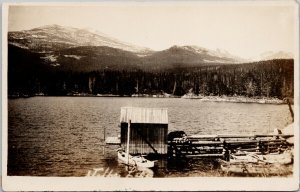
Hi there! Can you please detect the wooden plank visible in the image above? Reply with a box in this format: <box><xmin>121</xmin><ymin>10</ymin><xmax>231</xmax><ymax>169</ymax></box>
<box><xmin>255</xmin><ymin>134</ymin><xmax>294</xmax><ymax>138</ymax></box>
<box><xmin>187</xmin><ymin>135</ymin><xmax>218</xmax><ymax>139</ymax></box>
<box><xmin>193</xmin><ymin>146</ymin><xmax>224</xmax><ymax>150</ymax></box>
<box><xmin>120</xmin><ymin>107</ymin><xmax>168</xmax><ymax>124</ymax></box>
<box><xmin>226</xmin><ymin>140</ymin><xmax>258</xmax><ymax>144</ymax></box>
<box><xmin>186</xmin><ymin>154</ymin><xmax>224</xmax><ymax>158</ymax></box>
<box><xmin>188</xmin><ymin>134</ymin><xmax>293</xmax><ymax>139</ymax></box>
<box><xmin>217</xmin><ymin>134</ymin><xmax>255</xmax><ymax>138</ymax></box>
<box><xmin>234</xmin><ymin>148</ymin><xmax>259</xmax><ymax>151</ymax></box>
<box><xmin>105</xmin><ymin>137</ymin><xmax>120</xmax><ymax>145</ymax></box>
<box><xmin>260</xmin><ymin>139</ymin><xmax>287</xmax><ymax>142</ymax></box>
<box><xmin>189</xmin><ymin>141</ymin><xmax>223</xmax><ymax>145</ymax></box>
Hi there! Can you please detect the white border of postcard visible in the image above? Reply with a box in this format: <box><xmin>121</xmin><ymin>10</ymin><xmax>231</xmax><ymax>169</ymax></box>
<box><xmin>2</xmin><ymin>1</ymin><xmax>299</xmax><ymax>191</ymax></box>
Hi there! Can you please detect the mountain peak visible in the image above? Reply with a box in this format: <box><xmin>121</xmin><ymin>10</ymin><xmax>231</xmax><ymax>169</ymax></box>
<box><xmin>9</xmin><ymin>24</ymin><xmax>151</xmax><ymax>53</ymax></box>
<box><xmin>31</xmin><ymin>24</ymin><xmax>68</xmax><ymax>31</ymax></box>
<box><xmin>168</xmin><ymin>45</ymin><xmax>208</xmax><ymax>53</ymax></box>
<box><xmin>164</xmin><ymin>45</ymin><xmax>244</xmax><ymax>63</ymax></box>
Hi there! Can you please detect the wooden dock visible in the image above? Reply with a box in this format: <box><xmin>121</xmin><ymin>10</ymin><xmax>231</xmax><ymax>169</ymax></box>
<box><xmin>167</xmin><ymin>134</ymin><xmax>293</xmax><ymax>161</ymax></box>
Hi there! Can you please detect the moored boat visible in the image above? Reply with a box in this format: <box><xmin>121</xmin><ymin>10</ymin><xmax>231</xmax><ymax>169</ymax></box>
<box><xmin>219</xmin><ymin>160</ymin><xmax>293</xmax><ymax>176</ymax></box>
<box><xmin>117</xmin><ymin>118</ymin><xmax>155</xmax><ymax>168</ymax></box>
<box><xmin>230</xmin><ymin>150</ymin><xmax>293</xmax><ymax>164</ymax></box>
<box><xmin>219</xmin><ymin>149</ymin><xmax>293</xmax><ymax>175</ymax></box>
<box><xmin>117</xmin><ymin>148</ymin><xmax>155</xmax><ymax>168</ymax></box>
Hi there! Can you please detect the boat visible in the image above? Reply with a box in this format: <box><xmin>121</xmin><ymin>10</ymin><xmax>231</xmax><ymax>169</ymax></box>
<box><xmin>230</xmin><ymin>151</ymin><xmax>293</xmax><ymax>165</ymax></box>
<box><xmin>117</xmin><ymin>149</ymin><xmax>155</xmax><ymax>168</ymax></box>
<box><xmin>117</xmin><ymin>120</ymin><xmax>155</xmax><ymax>168</ymax></box>
<box><xmin>219</xmin><ymin>149</ymin><xmax>293</xmax><ymax>175</ymax></box>
<box><xmin>219</xmin><ymin>160</ymin><xmax>293</xmax><ymax>176</ymax></box>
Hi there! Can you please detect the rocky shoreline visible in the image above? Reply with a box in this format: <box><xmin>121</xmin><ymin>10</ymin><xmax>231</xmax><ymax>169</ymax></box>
<box><xmin>198</xmin><ymin>96</ymin><xmax>285</xmax><ymax>104</ymax></box>
<box><xmin>9</xmin><ymin>93</ymin><xmax>292</xmax><ymax>105</ymax></box>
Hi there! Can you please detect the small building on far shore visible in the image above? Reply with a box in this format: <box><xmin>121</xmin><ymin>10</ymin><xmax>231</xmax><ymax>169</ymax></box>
<box><xmin>120</xmin><ymin>107</ymin><xmax>168</xmax><ymax>155</ymax></box>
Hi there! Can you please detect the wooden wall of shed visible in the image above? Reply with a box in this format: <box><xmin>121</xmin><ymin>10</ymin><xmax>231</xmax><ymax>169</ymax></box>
<box><xmin>121</xmin><ymin>123</ymin><xmax>168</xmax><ymax>154</ymax></box>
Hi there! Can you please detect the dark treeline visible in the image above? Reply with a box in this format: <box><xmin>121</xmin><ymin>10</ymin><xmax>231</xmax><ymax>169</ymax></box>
<box><xmin>8</xmin><ymin>45</ymin><xmax>294</xmax><ymax>99</ymax></box>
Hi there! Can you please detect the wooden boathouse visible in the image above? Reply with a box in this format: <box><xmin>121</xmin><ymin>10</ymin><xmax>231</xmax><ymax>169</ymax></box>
<box><xmin>120</xmin><ymin>107</ymin><xmax>168</xmax><ymax>155</ymax></box>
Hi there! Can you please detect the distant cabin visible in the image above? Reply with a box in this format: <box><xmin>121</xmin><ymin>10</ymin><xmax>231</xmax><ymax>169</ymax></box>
<box><xmin>120</xmin><ymin>107</ymin><xmax>168</xmax><ymax>155</ymax></box>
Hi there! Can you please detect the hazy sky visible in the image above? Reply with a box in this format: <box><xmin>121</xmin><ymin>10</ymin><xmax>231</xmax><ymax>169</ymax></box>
<box><xmin>7</xmin><ymin>2</ymin><xmax>297</xmax><ymax>59</ymax></box>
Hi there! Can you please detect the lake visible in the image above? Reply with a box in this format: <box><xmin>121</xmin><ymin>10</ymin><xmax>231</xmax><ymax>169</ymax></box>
<box><xmin>7</xmin><ymin>97</ymin><xmax>293</xmax><ymax>176</ymax></box>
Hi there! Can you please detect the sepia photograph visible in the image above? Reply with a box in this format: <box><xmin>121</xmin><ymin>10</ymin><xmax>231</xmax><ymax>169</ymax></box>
<box><xmin>2</xmin><ymin>1</ymin><xmax>299</xmax><ymax>191</ymax></box>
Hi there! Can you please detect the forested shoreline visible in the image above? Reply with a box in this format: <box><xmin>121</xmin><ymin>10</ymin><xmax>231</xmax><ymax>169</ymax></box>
<box><xmin>8</xmin><ymin>55</ymin><xmax>293</xmax><ymax>100</ymax></box>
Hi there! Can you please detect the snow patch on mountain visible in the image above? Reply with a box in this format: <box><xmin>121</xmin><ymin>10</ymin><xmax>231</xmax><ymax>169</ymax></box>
<box><xmin>8</xmin><ymin>42</ymin><xmax>29</xmax><ymax>49</ymax></box>
<box><xmin>175</xmin><ymin>45</ymin><xmax>244</xmax><ymax>63</ymax></box>
<box><xmin>50</xmin><ymin>63</ymin><xmax>60</xmax><ymax>67</ymax></box>
<box><xmin>249</xmin><ymin>51</ymin><xmax>294</xmax><ymax>61</ymax></box>
<box><xmin>9</xmin><ymin>24</ymin><xmax>152</xmax><ymax>54</ymax></box>
<box><xmin>41</xmin><ymin>55</ymin><xmax>58</xmax><ymax>62</ymax></box>
<box><xmin>64</xmin><ymin>55</ymin><xmax>84</xmax><ymax>60</ymax></box>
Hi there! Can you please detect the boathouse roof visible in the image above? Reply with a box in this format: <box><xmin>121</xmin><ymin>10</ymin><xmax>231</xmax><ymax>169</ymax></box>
<box><xmin>120</xmin><ymin>107</ymin><xmax>168</xmax><ymax>124</ymax></box>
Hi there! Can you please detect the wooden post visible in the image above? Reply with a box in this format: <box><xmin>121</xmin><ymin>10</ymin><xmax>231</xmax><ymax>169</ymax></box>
<box><xmin>104</xmin><ymin>127</ymin><xmax>106</xmax><ymax>141</ymax></box>
<box><xmin>222</xmin><ymin>140</ymin><xmax>229</xmax><ymax>161</ymax></box>
<box><xmin>126</xmin><ymin>120</ymin><xmax>131</xmax><ymax>164</ymax></box>
<box><xmin>287</xmin><ymin>98</ymin><xmax>294</xmax><ymax>122</ymax></box>
<box><xmin>103</xmin><ymin>127</ymin><xmax>106</xmax><ymax>155</ymax></box>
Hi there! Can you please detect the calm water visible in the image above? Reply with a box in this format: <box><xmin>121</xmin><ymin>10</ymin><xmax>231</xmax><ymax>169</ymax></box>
<box><xmin>8</xmin><ymin>97</ymin><xmax>293</xmax><ymax>176</ymax></box>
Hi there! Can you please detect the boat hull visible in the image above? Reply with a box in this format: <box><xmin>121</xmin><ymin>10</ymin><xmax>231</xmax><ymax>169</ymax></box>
<box><xmin>230</xmin><ymin>151</ymin><xmax>293</xmax><ymax>164</ymax></box>
<box><xmin>117</xmin><ymin>150</ymin><xmax>154</xmax><ymax>168</ymax></box>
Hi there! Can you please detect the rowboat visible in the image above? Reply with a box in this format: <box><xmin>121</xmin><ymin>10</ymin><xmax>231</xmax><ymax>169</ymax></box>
<box><xmin>219</xmin><ymin>149</ymin><xmax>293</xmax><ymax>175</ymax></box>
<box><xmin>230</xmin><ymin>150</ymin><xmax>293</xmax><ymax>164</ymax></box>
<box><xmin>117</xmin><ymin>119</ymin><xmax>155</xmax><ymax>168</ymax></box>
<box><xmin>117</xmin><ymin>149</ymin><xmax>155</xmax><ymax>168</ymax></box>
<box><xmin>219</xmin><ymin>160</ymin><xmax>293</xmax><ymax>175</ymax></box>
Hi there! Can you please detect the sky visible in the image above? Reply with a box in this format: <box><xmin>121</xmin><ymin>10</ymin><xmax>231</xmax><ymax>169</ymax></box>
<box><xmin>7</xmin><ymin>1</ymin><xmax>297</xmax><ymax>59</ymax></box>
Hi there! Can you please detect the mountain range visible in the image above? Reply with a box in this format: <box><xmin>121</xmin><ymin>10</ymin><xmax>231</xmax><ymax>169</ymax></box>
<box><xmin>8</xmin><ymin>24</ymin><xmax>293</xmax><ymax>71</ymax></box>
<box><xmin>8</xmin><ymin>25</ymin><xmax>294</xmax><ymax>98</ymax></box>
